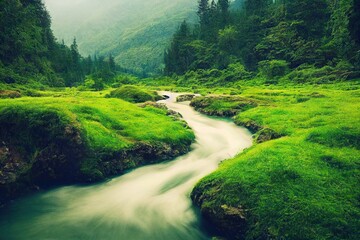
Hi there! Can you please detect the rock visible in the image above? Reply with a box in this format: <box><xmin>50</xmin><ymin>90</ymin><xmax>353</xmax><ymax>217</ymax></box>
<box><xmin>234</xmin><ymin>119</ymin><xmax>263</xmax><ymax>133</ymax></box>
<box><xmin>0</xmin><ymin>90</ymin><xmax>21</xmax><ymax>99</ymax></box>
<box><xmin>176</xmin><ymin>94</ymin><xmax>196</xmax><ymax>102</ymax></box>
<box><xmin>96</xmin><ymin>140</ymin><xmax>192</xmax><ymax>182</ymax></box>
<box><xmin>190</xmin><ymin>95</ymin><xmax>258</xmax><ymax>117</ymax></box>
<box><xmin>162</xmin><ymin>95</ymin><xmax>170</xmax><ymax>99</ymax></box>
<box><xmin>0</xmin><ymin>143</ymin><xmax>26</xmax><ymax>185</ymax></box>
<box><xmin>192</xmin><ymin>183</ymin><xmax>248</xmax><ymax>240</ymax></box>
<box><xmin>255</xmin><ymin>128</ymin><xmax>282</xmax><ymax>143</ymax></box>
<box><xmin>138</xmin><ymin>101</ymin><xmax>183</xmax><ymax>120</ymax></box>
<box><xmin>138</xmin><ymin>101</ymin><xmax>168</xmax><ymax>110</ymax></box>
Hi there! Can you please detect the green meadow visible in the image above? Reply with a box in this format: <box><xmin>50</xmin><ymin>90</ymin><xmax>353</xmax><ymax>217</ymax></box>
<box><xmin>191</xmin><ymin>82</ymin><xmax>360</xmax><ymax>239</ymax></box>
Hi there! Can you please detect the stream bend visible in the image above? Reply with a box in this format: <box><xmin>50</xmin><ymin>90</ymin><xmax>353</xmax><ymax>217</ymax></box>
<box><xmin>0</xmin><ymin>92</ymin><xmax>253</xmax><ymax>240</ymax></box>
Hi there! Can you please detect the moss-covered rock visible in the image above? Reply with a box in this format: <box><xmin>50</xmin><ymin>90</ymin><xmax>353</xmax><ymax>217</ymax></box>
<box><xmin>107</xmin><ymin>85</ymin><xmax>162</xmax><ymax>103</ymax></box>
<box><xmin>0</xmin><ymin>97</ymin><xmax>194</xmax><ymax>204</ymax></box>
<box><xmin>138</xmin><ymin>101</ymin><xmax>183</xmax><ymax>121</ymax></box>
<box><xmin>176</xmin><ymin>94</ymin><xmax>196</xmax><ymax>102</ymax></box>
<box><xmin>0</xmin><ymin>107</ymin><xmax>84</xmax><ymax>204</ymax></box>
<box><xmin>234</xmin><ymin>119</ymin><xmax>263</xmax><ymax>133</ymax></box>
<box><xmin>190</xmin><ymin>95</ymin><xmax>258</xmax><ymax>117</ymax></box>
<box><xmin>255</xmin><ymin>128</ymin><xmax>282</xmax><ymax>143</ymax></box>
<box><xmin>191</xmin><ymin>180</ymin><xmax>248</xmax><ymax>240</ymax></box>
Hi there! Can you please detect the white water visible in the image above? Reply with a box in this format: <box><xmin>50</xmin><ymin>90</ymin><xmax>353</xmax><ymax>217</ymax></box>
<box><xmin>0</xmin><ymin>92</ymin><xmax>252</xmax><ymax>240</ymax></box>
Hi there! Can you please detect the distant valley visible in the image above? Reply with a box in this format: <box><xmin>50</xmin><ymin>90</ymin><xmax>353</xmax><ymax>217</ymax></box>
<box><xmin>44</xmin><ymin>0</ymin><xmax>197</xmax><ymax>76</ymax></box>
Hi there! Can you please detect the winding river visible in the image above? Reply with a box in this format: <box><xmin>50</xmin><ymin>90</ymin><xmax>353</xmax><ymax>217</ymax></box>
<box><xmin>0</xmin><ymin>92</ymin><xmax>252</xmax><ymax>240</ymax></box>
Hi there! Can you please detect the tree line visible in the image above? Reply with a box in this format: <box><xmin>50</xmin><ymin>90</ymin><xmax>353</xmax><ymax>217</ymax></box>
<box><xmin>164</xmin><ymin>0</ymin><xmax>360</xmax><ymax>81</ymax></box>
<box><xmin>0</xmin><ymin>0</ymin><xmax>118</xmax><ymax>87</ymax></box>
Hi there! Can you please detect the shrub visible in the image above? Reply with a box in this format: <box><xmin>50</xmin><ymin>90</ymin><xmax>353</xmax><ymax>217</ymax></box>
<box><xmin>108</xmin><ymin>85</ymin><xmax>157</xmax><ymax>103</ymax></box>
<box><xmin>258</xmin><ymin>60</ymin><xmax>289</xmax><ymax>80</ymax></box>
<box><xmin>286</xmin><ymin>64</ymin><xmax>356</xmax><ymax>83</ymax></box>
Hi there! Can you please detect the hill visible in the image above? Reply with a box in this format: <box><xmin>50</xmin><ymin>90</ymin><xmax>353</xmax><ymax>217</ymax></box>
<box><xmin>44</xmin><ymin>0</ymin><xmax>197</xmax><ymax>76</ymax></box>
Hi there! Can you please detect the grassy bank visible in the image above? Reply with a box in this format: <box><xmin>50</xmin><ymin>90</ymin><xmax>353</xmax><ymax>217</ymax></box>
<box><xmin>0</xmin><ymin>94</ymin><xmax>194</xmax><ymax>204</ymax></box>
<box><xmin>191</xmin><ymin>82</ymin><xmax>360</xmax><ymax>239</ymax></box>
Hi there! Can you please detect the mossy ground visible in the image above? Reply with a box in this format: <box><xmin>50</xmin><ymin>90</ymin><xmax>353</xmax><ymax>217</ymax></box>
<box><xmin>107</xmin><ymin>85</ymin><xmax>162</xmax><ymax>103</ymax></box>
<box><xmin>191</xmin><ymin>81</ymin><xmax>360</xmax><ymax>239</ymax></box>
<box><xmin>0</xmin><ymin>90</ymin><xmax>195</xmax><ymax>202</ymax></box>
<box><xmin>0</xmin><ymin>96</ymin><xmax>194</xmax><ymax>149</ymax></box>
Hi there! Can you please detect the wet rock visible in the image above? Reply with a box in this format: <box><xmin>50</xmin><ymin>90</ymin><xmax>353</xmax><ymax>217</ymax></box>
<box><xmin>234</xmin><ymin>119</ymin><xmax>263</xmax><ymax>133</ymax></box>
<box><xmin>95</xmin><ymin>141</ymin><xmax>192</xmax><ymax>182</ymax></box>
<box><xmin>138</xmin><ymin>101</ymin><xmax>168</xmax><ymax>110</ymax></box>
<box><xmin>138</xmin><ymin>101</ymin><xmax>183</xmax><ymax>120</ymax></box>
<box><xmin>192</xmin><ymin>182</ymin><xmax>248</xmax><ymax>240</ymax></box>
<box><xmin>190</xmin><ymin>95</ymin><xmax>258</xmax><ymax>117</ymax></box>
<box><xmin>0</xmin><ymin>143</ymin><xmax>27</xmax><ymax>185</ymax></box>
<box><xmin>255</xmin><ymin>128</ymin><xmax>282</xmax><ymax>143</ymax></box>
<box><xmin>176</xmin><ymin>94</ymin><xmax>196</xmax><ymax>102</ymax></box>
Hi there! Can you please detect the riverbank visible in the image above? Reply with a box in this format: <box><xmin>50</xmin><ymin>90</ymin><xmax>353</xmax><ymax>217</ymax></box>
<box><xmin>190</xmin><ymin>83</ymin><xmax>360</xmax><ymax>239</ymax></box>
<box><xmin>0</xmin><ymin>91</ymin><xmax>252</xmax><ymax>240</ymax></box>
<box><xmin>0</xmin><ymin>94</ymin><xmax>195</xmax><ymax>205</ymax></box>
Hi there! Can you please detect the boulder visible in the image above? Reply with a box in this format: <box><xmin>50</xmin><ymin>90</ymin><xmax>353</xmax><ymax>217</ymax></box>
<box><xmin>176</xmin><ymin>94</ymin><xmax>196</xmax><ymax>102</ymax></box>
<box><xmin>255</xmin><ymin>128</ymin><xmax>282</xmax><ymax>143</ymax></box>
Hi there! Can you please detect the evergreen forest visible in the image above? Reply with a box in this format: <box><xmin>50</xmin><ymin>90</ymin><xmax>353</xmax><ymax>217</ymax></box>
<box><xmin>0</xmin><ymin>1</ymin><xmax>359</xmax><ymax>240</ymax></box>
<box><xmin>165</xmin><ymin>0</ymin><xmax>360</xmax><ymax>84</ymax></box>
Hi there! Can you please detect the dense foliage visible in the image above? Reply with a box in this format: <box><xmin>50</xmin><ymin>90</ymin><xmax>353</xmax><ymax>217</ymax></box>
<box><xmin>165</xmin><ymin>0</ymin><xmax>360</xmax><ymax>82</ymax></box>
<box><xmin>0</xmin><ymin>0</ymin><xmax>117</xmax><ymax>87</ymax></box>
<box><xmin>107</xmin><ymin>85</ymin><xmax>162</xmax><ymax>103</ymax></box>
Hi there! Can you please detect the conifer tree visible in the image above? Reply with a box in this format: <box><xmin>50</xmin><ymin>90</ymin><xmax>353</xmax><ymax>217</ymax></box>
<box><xmin>218</xmin><ymin>0</ymin><xmax>230</xmax><ymax>27</ymax></box>
<box><xmin>109</xmin><ymin>54</ymin><xmax>116</xmax><ymax>73</ymax></box>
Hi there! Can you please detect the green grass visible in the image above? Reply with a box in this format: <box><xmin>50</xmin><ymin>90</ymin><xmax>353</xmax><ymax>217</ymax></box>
<box><xmin>192</xmin><ymin>82</ymin><xmax>360</xmax><ymax>239</ymax></box>
<box><xmin>106</xmin><ymin>85</ymin><xmax>162</xmax><ymax>103</ymax></box>
<box><xmin>0</xmin><ymin>94</ymin><xmax>195</xmax><ymax>184</ymax></box>
<box><xmin>0</xmin><ymin>96</ymin><xmax>194</xmax><ymax>148</ymax></box>
<box><xmin>190</xmin><ymin>95</ymin><xmax>258</xmax><ymax>117</ymax></box>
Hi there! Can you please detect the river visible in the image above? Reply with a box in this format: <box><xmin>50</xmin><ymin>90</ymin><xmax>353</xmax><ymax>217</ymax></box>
<box><xmin>0</xmin><ymin>92</ymin><xmax>252</xmax><ymax>240</ymax></box>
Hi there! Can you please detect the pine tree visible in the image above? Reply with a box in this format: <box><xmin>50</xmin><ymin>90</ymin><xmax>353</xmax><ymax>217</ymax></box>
<box><xmin>349</xmin><ymin>0</ymin><xmax>360</xmax><ymax>45</ymax></box>
<box><xmin>164</xmin><ymin>21</ymin><xmax>193</xmax><ymax>75</ymax></box>
<box><xmin>244</xmin><ymin>0</ymin><xmax>271</xmax><ymax>15</ymax></box>
<box><xmin>69</xmin><ymin>38</ymin><xmax>84</xmax><ymax>85</ymax></box>
<box><xmin>70</xmin><ymin>38</ymin><xmax>80</xmax><ymax>66</ymax></box>
<box><xmin>286</xmin><ymin>0</ymin><xmax>329</xmax><ymax>39</ymax></box>
<box><xmin>218</xmin><ymin>0</ymin><xmax>230</xmax><ymax>27</ymax></box>
<box><xmin>198</xmin><ymin>0</ymin><xmax>210</xmax><ymax>24</ymax></box>
<box><xmin>198</xmin><ymin>0</ymin><xmax>210</xmax><ymax>39</ymax></box>
<box><xmin>109</xmin><ymin>54</ymin><xmax>116</xmax><ymax>73</ymax></box>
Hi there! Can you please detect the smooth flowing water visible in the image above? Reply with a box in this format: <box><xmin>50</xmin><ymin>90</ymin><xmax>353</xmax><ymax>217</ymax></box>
<box><xmin>0</xmin><ymin>92</ymin><xmax>252</xmax><ymax>240</ymax></box>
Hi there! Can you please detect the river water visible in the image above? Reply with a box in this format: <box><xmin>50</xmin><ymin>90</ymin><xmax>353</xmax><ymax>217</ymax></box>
<box><xmin>0</xmin><ymin>92</ymin><xmax>252</xmax><ymax>240</ymax></box>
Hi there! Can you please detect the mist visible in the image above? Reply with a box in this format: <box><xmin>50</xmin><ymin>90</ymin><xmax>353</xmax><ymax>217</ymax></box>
<box><xmin>44</xmin><ymin>0</ymin><xmax>197</xmax><ymax>74</ymax></box>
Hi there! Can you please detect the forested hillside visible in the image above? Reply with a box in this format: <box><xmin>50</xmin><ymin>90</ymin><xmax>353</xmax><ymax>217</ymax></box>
<box><xmin>44</xmin><ymin>0</ymin><xmax>197</xmax><ymax>76</ymax></box>
<box><xmin>0</xmin><ymin>0</ymin><xmax>119</xmax><ymax>88</ymax></box>
<box><xmin>165</xmin><ymin>0</ymin><xmax>360</xmax><ymax>83</ymax></box>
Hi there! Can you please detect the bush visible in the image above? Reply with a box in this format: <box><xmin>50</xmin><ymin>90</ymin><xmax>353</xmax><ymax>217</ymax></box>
<box><xmin>259</xmin><ymin>60</ymin><xmax>289</xmax><ymax>80</ymax></box>
<box><xmin>0</xmin><ymin>66</ymin><xmax>26</xmax><ymax>84</ymax></box>
<box><xmin>108</xmin><ymin>85</ymin><xmax>157</xmax><ymax>103</ymax></box>
<box><xmin>286</xmin><ymin>64</ymin><xmax>356</xmax><ymax>83</ymax></box>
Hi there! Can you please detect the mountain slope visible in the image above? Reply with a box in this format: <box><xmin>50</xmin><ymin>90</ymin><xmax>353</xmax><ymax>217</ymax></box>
<box><xmin>44</xmin><ymin>0</ymin><xmax>197</xmax><ymax>76</ymax></box>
